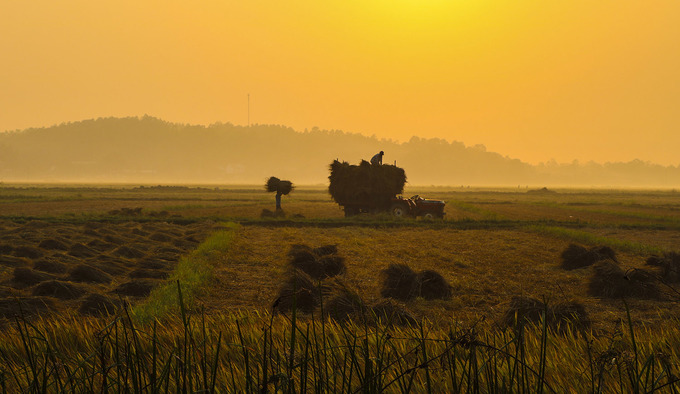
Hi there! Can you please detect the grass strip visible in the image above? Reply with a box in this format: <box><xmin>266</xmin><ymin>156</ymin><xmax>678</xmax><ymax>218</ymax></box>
<box><xmin>527</xmin><ymin>225</ymin><xmax>663</xmax><ymax>255</ymax></box>
<box><xmin>132</xmin><ymin>222</ymin><xmax>239</xmax><ymax>322</ymax></box>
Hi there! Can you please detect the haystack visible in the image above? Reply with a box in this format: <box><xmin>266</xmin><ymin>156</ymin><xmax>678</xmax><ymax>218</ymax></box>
<box><xmin>588</xmin><ymin>261</ymin><xmax>660</xmax><ymax>299</ymax></box>
<box><xmin>368</xmin><ymin>299</ymin><xmax>417</xmax><ymax>327</ymax></box>
<box><xmin>313</xmin><ymin>244</ymin><xmax>338</xmax><ymax>256</ymax></box>
<box><xmin>324</xmin><ymin>281</ymin><xmax>365</xmax><ymax>322</ymax></box>
<box><xmin>380</xmin><ymin>264</ymin><xmax>419</xmax><ymax>301</ymax></box>
<box><xmin>502</xmin><ymin>296</ymin><xmax>590</xmax><ymax>333</ymax></box>
<box><xmin>561</xmin><ymin>244</ymin><xmax>618</xmax><ymax>270</ymax></box>
<box><xmin>289</xmin><ymin>249</ymin><xmax>324</xmax><ymax>279</ymax></box>
<box><xmin>501</xmin><ymin>296</ymin><xmax>547</xmax><ymax>328</ymax></box>
<box><xmin>319</xmin><ymin>255</ymin><xmax>346</xmax><ymax>278</ymax></box>
<box><xmin>265</xmin><ymin>177</ymin><xmax>294</xmax><ymax>195</ymax></box>
<box><xmin>274</xmin><ymin>270</ymin><xmax>323</xmax><ymax>314</ymax></box>
<box><xmin>328</xmin><ymin>160</ymin><xmax>406</xmax><ymax>209</ymax></box>
<box><xmin>380</xmin><ymin>264</ymin><xmax>452</xmax><ymax>301</ymax></box>
<box><xmin>287</xmin><ymin>244</ymin><xmax>345</xmax><ymax>280</ymax></box>
<box><xmin>646</xmin><ymin>252</ymin><xmax>680</xmax><ymax>283</ymax></box>
<box><xmin>417</xmin><ymin>270</ymin><xmax>452</xmax><ymax>300</ymax></box>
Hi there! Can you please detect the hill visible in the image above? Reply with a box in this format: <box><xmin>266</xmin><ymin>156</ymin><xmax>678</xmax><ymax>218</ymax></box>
<box><xmin>0</xmin><ymin>116</ymin><xmax>678</xmax><ymax>187</ymax></box>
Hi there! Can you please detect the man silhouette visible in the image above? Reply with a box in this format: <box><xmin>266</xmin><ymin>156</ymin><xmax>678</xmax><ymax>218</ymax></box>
<box><xmin>370</xmin><ymin>151</ymin><xmax>384</xmax><ymax>165</ymax></box>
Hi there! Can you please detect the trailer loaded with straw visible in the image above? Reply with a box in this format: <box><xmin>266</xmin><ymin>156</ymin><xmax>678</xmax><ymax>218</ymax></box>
<box><xmin>328</xmin><ymin>160</ymin><xmax>445</xmax><ymax>218</ymax></box>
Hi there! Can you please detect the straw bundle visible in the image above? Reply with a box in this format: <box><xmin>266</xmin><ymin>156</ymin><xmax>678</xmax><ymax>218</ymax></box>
<box><xmin>265</xmin><ymin>176</ymin><xmax>294</xmax><ymax>195</ymax></box>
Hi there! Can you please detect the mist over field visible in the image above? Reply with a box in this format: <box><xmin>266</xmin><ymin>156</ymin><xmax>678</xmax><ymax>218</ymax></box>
<box><xmin>1</xmin><ymin>116</ymin><xmax>678</xmax><ymax>187</ymax></box>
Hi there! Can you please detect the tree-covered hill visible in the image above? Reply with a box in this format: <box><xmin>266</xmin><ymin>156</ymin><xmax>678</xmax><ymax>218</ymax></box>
<box><xmin>0</xmin><ymin>116</ymin><xmax>677</xmax><ymax>187</ymax></box>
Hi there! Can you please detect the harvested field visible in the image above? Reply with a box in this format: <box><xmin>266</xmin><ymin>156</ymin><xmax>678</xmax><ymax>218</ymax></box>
<box><xmin>206</xmin><ymin>225</ymin><xmax>679</xmax><ymax>331</ymax></box>
<box><xmin>0</xmin><ymin>219</ymin><xmax>215</xmax><ymax>322</ymax></box>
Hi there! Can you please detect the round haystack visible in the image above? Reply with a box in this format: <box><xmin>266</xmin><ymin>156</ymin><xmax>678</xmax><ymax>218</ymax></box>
<box><xmin>114</xmin><ymin>280</ymin><xmax>156</xmax><ymax>297</ymax></box>
<box><xmin>368</xmin><ymin>299</ymin><xmax>417</xmax><ymax>327</ymax></box>
<box><xmin>274</xmin><ymin>270</ymin><xmax>323</xmax><ymax>314</ymax></box>
<box><xmin>416</xmin><ymin>270</ymin><xmax>452</xmax><ymax>300</ymax></box>
<box><xmin>68</xmin><ymin>264</ymin><xmax>112</xmax><ymax>284</ymax></box>
<box><xmin>13</xmin><ymin>245</ymin><xmax>44</xmax><ymax>259</ymax></box>
<box><xmin>86</xmin><ymin>239</ymin><xmax>117</xmax><ymax>252</ymax></box>
<box><xmin>103</xmin><ymin>234</ymin><xmax>127</xmax><ymax>245</ymax></box>
<box><xmin>112</xmin><ymin>245</ymin><xmax>145</xmax><ymax>259</ymax></box>
<box><xmin>289</xmin><ymin>249</ymin><xmax>324</xmax><ymax>279</ymax></box>
<box><xmin>78</xmin><ymin>294</ymin><xmax>118</xmax><ymax>316</ymax></box>
<box><xmin>33</xmin><ymin>259</ymin><xmax>67</xmax><ymax>274</ymax></box>
<box><xmin>32</xmin><ymin>280</ymin><xmax>86</xmax><ymax>300</ymax></box>
<box><xmin>319</xmin><ymin>256</ymin><xmax>346</xmax><ymax>278</ymax></box>
<box><xmin>0</xmin><ymin>255</ymin><xmax>29</xmax><ymax>268</ymax></box>
<box><xmin>646</xmin><ymin>252</ymin><xmax>680</xmax><ymax>283</ymax></box>
<box><xmin>380</xmin><ymin>264</ymin><xmax>419</xmax><ymax>301</ymax></box>
<box><xmin>12</xmin><ymin>268</ymin><xmax>54</xmax><ymax>287</ymax></box>
<box><xmin>501</xmin><ymin>296</ymin><xmax>547</xmax><ymax>327</ymax></box>
<box><xmin>150</xmin><ymin>232</ymin><xmax>173</xmax><ymax>242</ymax></box>
<box><xmin>38</xmin><ymin>238</ymin><xmax>69</xmax><ymax>251</ymax></box>
<box><xmin>288</xmin><ymin>244</ymin><xmax>313</xmax><ymax>256</ymax></box>
<box><xmin>313</xmin><ymin>245</ymin><xmax>338</xmax><ymax>256</ymax></box>
<box><xmin>68</xmin><ymin>243</ymin><xmax>98</xmax><ymax>258</ymax></box>
<box><xmin>588</xmin><ymin>261</ymin><xmax>660</xmax><ymax>299</ymax></box>
<box><xmin>561</xmin><ymin>244</ymin><xmax>618</xmax><ymax>270</ymax></box>
<box><xmin>324</xmin><ymin>282</ymin><xmax>365</xmax><ymax>322</ymax></box>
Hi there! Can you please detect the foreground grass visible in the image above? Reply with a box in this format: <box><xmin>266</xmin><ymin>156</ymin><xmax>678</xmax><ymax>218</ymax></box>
<box><xmin>1</xmin><ymin>299</ymin><xmax>679</xmax><ymax>392</ymax></box>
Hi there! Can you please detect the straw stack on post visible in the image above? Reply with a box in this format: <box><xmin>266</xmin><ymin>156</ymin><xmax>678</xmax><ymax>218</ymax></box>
<box><xmin>328</xmin><ymin>160</ymin><xmax>406</xmax><ymax>210</ymax></box>
<box><xmin>265</xmin><ymin>176</ymin><xmax>294</xmax><ymax>212</ymax></box>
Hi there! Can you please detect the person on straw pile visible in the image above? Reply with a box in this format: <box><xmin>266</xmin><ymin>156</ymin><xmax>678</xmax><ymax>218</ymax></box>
<box><xmin>370</xmin><ymin>151</ymin><xmax>384</xmax><ymax>165</ymax></box>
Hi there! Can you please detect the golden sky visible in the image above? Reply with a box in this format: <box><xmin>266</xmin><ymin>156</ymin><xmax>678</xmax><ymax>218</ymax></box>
<box><xmin>1</xmin><ymin>1</ymin><xmax>679</xmax><ymax>165</ymax></box>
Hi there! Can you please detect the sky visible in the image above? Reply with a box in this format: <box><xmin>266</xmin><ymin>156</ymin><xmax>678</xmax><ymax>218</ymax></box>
<box><xmin>1</xmin><ymin>1</ymin><xmax>679</xmax><ymax>165</ymax></box>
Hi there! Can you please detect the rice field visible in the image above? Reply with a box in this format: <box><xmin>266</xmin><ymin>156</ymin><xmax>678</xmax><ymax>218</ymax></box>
<box><xmin>1</xmin><ymin>183</ymin><xmax>680</xmax><ymax>392</ymax></box>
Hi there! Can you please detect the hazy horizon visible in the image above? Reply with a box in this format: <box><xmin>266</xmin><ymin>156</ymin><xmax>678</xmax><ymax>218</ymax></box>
<box><xmin>2</xmin><ymin>1</ymin><xmax>679</xmax><ymax>166</ymax></box>
<box><xmin>2</xmin><ymin>116</ymin><xmax>679</xmax><ymax>188</ymax></box>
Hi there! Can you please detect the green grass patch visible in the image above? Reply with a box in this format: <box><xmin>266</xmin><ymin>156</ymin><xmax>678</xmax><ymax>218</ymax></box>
<box><xmin>133</xmin><ymin>222</ymin><xmax>239</xmax><ymax>322</ymax></box>
<box><xmin>528</xmin><ymin>225</ymin><xmax>663</xmax><ymax>255</ymax></box>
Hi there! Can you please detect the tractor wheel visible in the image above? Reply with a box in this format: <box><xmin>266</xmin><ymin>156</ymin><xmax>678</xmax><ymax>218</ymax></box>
<box><xmin>423</xmin><ymin>213</ymin><xmax>435</xmax><ymax>220</ymax></box>
<box><xmin>390</xmin><ymin>203</ymin><xmax>409</xmax><ymax>218</ymax></box>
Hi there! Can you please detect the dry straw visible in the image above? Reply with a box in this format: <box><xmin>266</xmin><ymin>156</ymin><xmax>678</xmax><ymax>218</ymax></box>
<box><xmin>588</xmin><ymin>261</ymin><xmax>660</xmax><ymax>299</ymax></box>
<box><xmin>502</xmin><ymin>296</ymin><xmax>590</xmax><ymax>333</ymax></box>
<box><xmin>380</xmin><ymin>264</ymin><xmax>452</xmax><ymax>301</ymax></box>
<box><xmin>265</xmin><ymin>176</ymin><xmax>294</xmax><ymax>195</ymax></box>
<box><xmin>560</xmin><ymin>243</ymin><xmax>618</xmax><ymax>270</ymax></box>
<box><xmin>328</xmin><ymin>160</ymin><xmax>406</xmax><ymax>208</ymax></box>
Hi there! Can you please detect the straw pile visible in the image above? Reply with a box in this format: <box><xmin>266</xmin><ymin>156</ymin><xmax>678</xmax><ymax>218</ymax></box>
<box><xmin>502</xmin><ymin>296</ymin><xmax>590</xmax><ymax>333</ymax></box>
<box><xmin>273</xmin><ymin>270</ymin><xmax>325</xmax><ymax>314</ymax></box>
<box><xmin>380</xmin><ymin>264</ymin><xmax>452</xmax><ymax>301</ymax></box>
<box><xmin>287</xmin><ymin>244</ymin><xmax>346</xmax><ymax>280</ymax></box>
<box><xmin>588</xmin><ymin>261</ymin><xmax>660</xmax><ymax>299</ymax></box>
<box><xmin>265</xmin><ymin>177</ymin><xmax>294</xmax><ymax>195</ymax></box>
<box><xmin>323</xmin><ymin>280</ymin><xmax>416</xmax><ymax>326</ymax></box>
<box><xmin>560</xmin><ymin>244</ymin><xmax>618</xmax><ymax>270</ymax></box>
<box><xmin>646</xmin><ymin>252</ymin><xmax>680</xmax><ymax>283</ymax></box>
<box><xmin>328</xmin><ymin>160</ymin><xmax>406</xmax><ymax>208</ymax></box>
